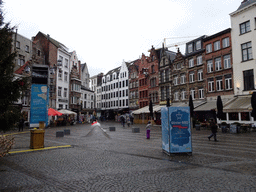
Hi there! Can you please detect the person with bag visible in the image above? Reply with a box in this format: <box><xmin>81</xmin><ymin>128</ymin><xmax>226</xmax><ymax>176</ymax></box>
<box><xmin>208</xmin><ymin>119</ymin><xmax>218</xmax><ymax>141</ymax></box>
<box><xmin>146</xmin><ymin>121</ymin><xmax>151</xmax><ymax>139</ymax></box>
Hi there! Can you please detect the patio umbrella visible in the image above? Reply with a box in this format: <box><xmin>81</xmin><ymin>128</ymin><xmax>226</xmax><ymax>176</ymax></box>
<box><xmin>216</xmin><ymin>96</ymin><xmax>223</xmax><ymax>120</ymax></box>
<box><xmin>251</xmin><ymin>92</ymin><xmax>256</xmax><ymax>119</ymax></box>
<box><xmin>149</xmin><ymin>100</ymin><xmax>153</xmax><ymax>118</ymax></box>
<box><xmin>188</xmin><ymin>95</ymin><xmax>194</xmax><ymax>118</ymax></box>
<box><xmin>48</xmin><ymin>108</ymin><xmax>63</xmax><ymax>116</ymax></box>
<box><xmin>166</xmin><ymin>98</ymin><xmax>170</xmax><ymax>107</ymax></box>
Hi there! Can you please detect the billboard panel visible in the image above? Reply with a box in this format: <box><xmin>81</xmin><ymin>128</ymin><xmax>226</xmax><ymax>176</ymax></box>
<box><xmin>30</xmin><ymin>84</ymin><xmax>48</xmax><ymax>127</ymax></box>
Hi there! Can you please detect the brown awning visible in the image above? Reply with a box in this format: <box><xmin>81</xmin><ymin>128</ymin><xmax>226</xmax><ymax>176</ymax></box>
<box><xmin>224</xmin><ymin>96</ymin><xmax>252</xmax><ymax>112</ymax></box>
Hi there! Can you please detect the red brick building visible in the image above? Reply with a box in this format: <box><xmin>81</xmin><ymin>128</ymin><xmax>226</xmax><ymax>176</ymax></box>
<box><xmin>138</xmin><ymin>46</ymin><xmax>160</xmax><ymax>108</ymax></box>
<box><xmin>203</xmin><ymin>28</ymin><xmax>233</xmax><ymax>98</ymax></box>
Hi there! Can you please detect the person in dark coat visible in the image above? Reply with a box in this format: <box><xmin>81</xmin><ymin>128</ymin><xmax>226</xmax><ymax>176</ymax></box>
<box><xmin>208</xmin><ymin>119</ymin><xmax>218</xmax><ymax>141</ymax></box>
<box><xmin>120</xmin><ymin>116</ymin><xmax>125</xmax><ymax>127</ymax></box>
<box><xmin>19</xmin><ymin>117</ymin><xmax>25</xmax><ymax>132</ymax></box>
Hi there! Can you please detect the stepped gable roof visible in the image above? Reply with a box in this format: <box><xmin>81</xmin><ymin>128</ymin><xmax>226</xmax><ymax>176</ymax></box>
<box><xmin>236</xmin><ymin>0</ymin><xmax>256</xmax><ymax>11</ymax></box>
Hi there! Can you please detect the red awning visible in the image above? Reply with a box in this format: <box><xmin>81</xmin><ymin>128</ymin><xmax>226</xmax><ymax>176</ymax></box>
<box><xmin>48</xmin><ymin>108</ymin><xmax>63</xmax><ymax>116</ymax></box>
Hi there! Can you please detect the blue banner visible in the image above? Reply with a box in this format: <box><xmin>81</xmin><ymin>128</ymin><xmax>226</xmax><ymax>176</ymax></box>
<box><xmin>169</xmin><ymin>107</ymin><xmax>192</xmax><ymax>153</ymax></box>
<box><xmin>30</xmin><ymin>84</ymin><xmax>48</xmax><ymax>127</ymax></box>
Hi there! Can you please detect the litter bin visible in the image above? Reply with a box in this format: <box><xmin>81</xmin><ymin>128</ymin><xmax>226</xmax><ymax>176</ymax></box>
<box><xmin>195</xmin><ymin>124</ymin><xmax>200</xmax><ymax>131</ymax></box>
<box><xmin>30</xmin><ymin>129</ymin><xmax>45</xmax><ymax>149</ymax></box>
<box><xmin>39</xmin><ymin>121</ymin><xmax>45</xmax><ymax>129</ymax></box>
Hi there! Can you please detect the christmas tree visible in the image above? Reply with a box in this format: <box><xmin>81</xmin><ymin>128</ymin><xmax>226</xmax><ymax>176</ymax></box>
<box><xmin>0</xmin><ymin>0</ymin><xmax>28</xmax><ymax>132</ymax></box>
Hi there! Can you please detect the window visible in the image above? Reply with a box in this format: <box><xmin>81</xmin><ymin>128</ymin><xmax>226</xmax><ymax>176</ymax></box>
<box><xmin>37</xmin><ymin>49</ymin><xmax>41</xmax><ymax>56</ymax></box>
<box><xmin>64</xmin><ymin>88</ymin><xmax>67</xmax><ymax>98</ymax></box>
<box><xmin>174</xmin><ymin>92</ymin><xmax>179</xmax><ymax>101</ymax></box>
<box><xmin>58</xmin><ymin>87</ymin><xmax>62</xmax><ymax>97</ymax></box>
<box><xmin>198</xmin><ymin>69</ymin><xmax>203</xmax><ymax>81</ymax></box>
<box><xmin>189</xmin><ymin>58</ymin><xmax>194</xmax><ymax>68</ymax></box>
<box><xmin>25</xmin><ymin>45</ymin><xmax>29</xmax><ymax>53</ymax></box>
<box><xmin>64</xmin><ymin>72</ymin><xmax>68</xmax><ymax>82</ymax></box>
<box><xmin>84</xmin><ymin>94</ymin><xmax>87</xmax><ymax>99</ymax></box>
<box><xmin>208</xmin><ymin>78</ymin><xmax>214</xmax><ymax>92</ymax></box>
<box><xmin>180</xmin><ymin>73</ymin><xmax>186</xmax><ymax>84</ymax></box>
<box><xmin>17</xmin><ymin>55</ymin><xmax>25</xmax><ymax>66</ymax></box>
<box><xmin>196</xmin><ymin>40</ymin><xmax>201</xmax><ymax>50</ymax></box>
<box><xmin>166</xmin><ymin>86</ymin><xmax>169</xmax><ymax>99</ymax></box>
<box><xmin>225</xmin><ymin>74</ymin><xmax>232</xmax><ymax>90</ymax></box>
<box><xmin>174</xmin><ymin>75</ymin><xmax>178</xmax><ymax>85</ymax></box>
<box><xmin>181</xmin><ymin>89</ymin><xmax>186</xmax><ymax>100</ymax></box>
<box><xmin>207</xmin><ymin>60</ymin><xmax>213</xmax><ymax>73</ymax></box>
<box><xmin>222</xmin><ymin>37</ymin><xmax>230</xmax><ymax>48</ymax></box>
<box><xmin>16</xmin><ymin>41</ymin><xmax>20</xmax><ymax>48</ymax></box>
<box><xmin>214</xmin><ymin>41</ymin><xmax>220</xmax><ymax>51</ymax></box>
<box><xmin>206</xmin><ymin>44</ymin><xmax>212</xmax><ymax>53</ymax></box>
<box><xmin>224</xmin><ymin>54</ymin><xmax>231</xmax><ymax>69</ymax></box>
<box><xmin>151</xmin><ymin>65</ymin><xmax>155</xmax><ymax>73</ymax></box>
<box><xmin>160</xmin><ymin>70</ymin><xmax>164</xmax><ymax>83</ymax></box>
<box><xmin>199</xmin><ymin>88</ymin><xmax>204</xmax><ymax>99</ymax></box>
<box><xmin>240</xmin><ymin>21</ymin><xmax>250</xmax><ymax>34</ymax></box>
<box><xmin>58</xmin><ymin>70</ymin><xmax>62</xmax><ymax>80</ymax></box>
<box><xmin>188</xmin><ymin>43</ymin><xmax>193</xmax><ymax>53</ymax></box>
<box><xmin>189</xmin><ymin>72</ymin><xmax>195</xmax><ymax>83</ymax></box>
<box><xmin>197</xmin><ymin>55</ymin><xmax>202</xmax><ymax>65</ymax></box>
<box><xmin>165</xmin><ymin>69</ymin><xmax>169</xmax><ymax>81</ymax></box>
<box><xmin>58</xmin><ymin>56</ymin><xmax>63</xmax><ymax>66</ymax></box>
<box><xmin>176</xmin><ymin>63</ymin><xmax>181</xmax><ymax>69</ymax></box>
<box><xmin>241</xmin><ymin>42</ymin><xmax>253</xmax><ymax>61</ymax></box>
<box><xmin>243</xmin><ymin>69</ymin><xmax>254</xmax><ymax>91</ymax></box>
<box><xmin>215</xmin><ymin>57</ymin><xmax>222</xmax><ymax>71</ymax></box>
<box><xmin>161</xmin><ymin>87</ymin><xmax>165</xmax><ymax>100</ymax></box>
<box><xmin>65</xmin><ymin>59</ymin><xmax>68</xmax><ymax>68</ymax></box>
<box><xmin>216</xmin><ymin>77</ymin><xmax>223</xmax><ymax>91</ymax></box>
<box><xmin>190</xmin><ymin>89</ymin><xmax>195</xmax><ymax>100</ymax></box>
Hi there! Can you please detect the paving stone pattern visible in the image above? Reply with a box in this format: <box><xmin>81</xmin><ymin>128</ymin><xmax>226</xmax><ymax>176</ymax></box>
<box><xmin>0</xmin><ymin>122</ymin><xmax>256</xmax><ymax>191</ymax></box>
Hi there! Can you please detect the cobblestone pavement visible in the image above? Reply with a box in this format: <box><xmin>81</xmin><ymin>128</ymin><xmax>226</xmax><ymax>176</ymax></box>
<box><xmin>1</xmin><ymin>122</ymin><xmax>256</xmax><ymax>191</ymax></box>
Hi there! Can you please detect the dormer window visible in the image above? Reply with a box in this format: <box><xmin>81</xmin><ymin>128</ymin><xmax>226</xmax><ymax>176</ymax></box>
<box><xmin>188</xmin><ymin>43</ymin><xmax>193</xmax><ymax>53</ymax></box>
<box><xmin>196</xmin><ymin>40</ymin><xmax>201</xmax><ymax>50</ymax></box>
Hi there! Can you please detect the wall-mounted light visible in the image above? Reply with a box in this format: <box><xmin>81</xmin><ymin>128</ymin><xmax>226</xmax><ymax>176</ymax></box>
<box><xmin>237</xmin><ymin>87</ymin><xmax>240</xmax><ymax>90</ymax></box>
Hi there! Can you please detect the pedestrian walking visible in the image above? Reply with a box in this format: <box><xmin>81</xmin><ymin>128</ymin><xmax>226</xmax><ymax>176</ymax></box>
<box><xmin>130</xmin><ymin>115</ymin><xmax>134</xmax><ymax>125</ymax></box>
<box><xmin>120</xmin><ymin>116</ymin><xmax>125</xmax><ymax>127</ymax></box>
<box><xmin>146</xmin><ymin>121</ymin><xmax>151</xmax><ymax>139</ymax></box>
<box><xmin>208</xmin><ymin>119</ymin><xmax>218</xmax><ymax>141</ymax></box>
<box><xmin>19</xmin><ymin>117</ymin><xmax>25</xmax><ymax>132</ymax></box>
<box><xmin>127</xmin><ymin>116</ymin><xmax>131</xmax><ymax>127</ymax></box>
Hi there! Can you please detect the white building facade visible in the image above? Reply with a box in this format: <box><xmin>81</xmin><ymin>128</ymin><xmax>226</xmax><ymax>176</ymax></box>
<box><xmin>230</xmin><ymin>0</ymin><xmax>256</xmax><ymax>95</ymax></box>
<box><xmin>56</xmin><ymin>47</ymin><xmax>71</xmax><ymax>110</ymax></box>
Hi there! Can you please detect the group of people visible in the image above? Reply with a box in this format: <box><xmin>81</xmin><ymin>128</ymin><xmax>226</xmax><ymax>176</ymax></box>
<box><xmin>120</xmin><ymin>115</ymin><xmax>134</xmax><ymax>127</ymax></box>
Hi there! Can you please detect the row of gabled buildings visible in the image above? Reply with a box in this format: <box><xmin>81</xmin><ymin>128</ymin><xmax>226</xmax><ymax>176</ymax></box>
<box><xmin>91</xmin><ymin>0</ymin><xmax>256</xmax><ymax>125</ymax></box>
<box><xmin>13</xmin><ymin>0</ymin><xmax>256</xmax><ymax>125</ymax></box>
<box><xmin>13</xmin><ymin>31</ymin><xmax>95</xmax><ymax>124</ymax></box>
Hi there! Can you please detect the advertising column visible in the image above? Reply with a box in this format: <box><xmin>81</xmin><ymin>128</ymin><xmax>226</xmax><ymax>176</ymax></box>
<box><xmin>30</xmin><ymin>84</ymin><xmax>49</xmax><ymax>128</ymax></box>
<box><xmin>169</xmin><ymin>107</ymin><xmax>192</xmax><ymax>153</ymax></box>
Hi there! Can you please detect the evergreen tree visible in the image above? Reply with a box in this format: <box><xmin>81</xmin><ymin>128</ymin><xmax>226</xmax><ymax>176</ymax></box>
<box><xmin>0</xmin><ymin>1</ymin><xmax>28</xmax><ymax>132</ymax></box>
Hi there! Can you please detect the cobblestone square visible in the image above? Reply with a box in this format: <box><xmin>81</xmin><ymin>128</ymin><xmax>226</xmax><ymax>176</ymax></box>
<box><xmin>1</xmin><ymin>122</ymin><xmax>256</xmax><ymax>191</ymax></box>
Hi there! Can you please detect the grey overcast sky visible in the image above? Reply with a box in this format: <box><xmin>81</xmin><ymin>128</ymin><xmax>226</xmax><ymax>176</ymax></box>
<box><xmin>3</xmin><ymin>0</ymin><xmax>241</xmax><ymax>76</ymax></box>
